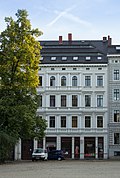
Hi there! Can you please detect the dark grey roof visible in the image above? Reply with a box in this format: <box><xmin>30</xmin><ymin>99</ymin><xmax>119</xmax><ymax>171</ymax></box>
<box><xmin>108</xmin><ymin>45</ymin><xmax>120</xmax><ymax>54</ymax></box>
<box><xmin>40</xmin><ymin>40</ymin><xmax>109</xmax><ymax>64</ymax></box>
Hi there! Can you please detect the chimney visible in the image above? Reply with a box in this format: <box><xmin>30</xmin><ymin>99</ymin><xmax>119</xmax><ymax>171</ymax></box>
<box><xmin>68</xmin><ymin>33</ymin><xmax>72</xmax><ymax>42</ymax></box>
<box><xmin>59</xmin><ymin>36</ymin><xmax>62</xmax><ymax>44</ymax></box>
<box><xmin>108</xmin><ymin>35</ymin><xmax>112</xmax><ymax>46</ymax></box>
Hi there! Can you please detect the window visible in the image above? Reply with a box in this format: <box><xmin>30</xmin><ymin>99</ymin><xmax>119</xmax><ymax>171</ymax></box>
<box><xmin>97</xmin><ymin>95</ymin><xmax>103</xmax><ymax>107</ymax></box>
<box><xmin>72</xmin><ymin>95</ymin><xmax>78</xmax><ymax>107</ymax></box>
<box><xmin>114</xmin><ymin>133</ymin><xmax>120</xmax><ymax>144</ymax></box>
<box><xmin>114</xmin><ymin>89</ymin><xmax>119</xmax><ymax>100</ymax></box>
<box><xmin>50</xmin><ymin>76</ymin><xmax>55</xmax><ymax>86</ymax></box>
<box><xmin>61</xmin><ymin>76</ymin><xmax>66</xmax><ymax>86</ymax></box>
<box><xmin>72</xmin><ymin>76</ymin><xmax>77</xmax><ymax>86</ymax></box>
<box><xmin>39</xmin><ymin>95</ymin><xmax>42</xmax><ymax>107</ymax></box>
<box><xmin>51</xmin><ymin>57</ymin><xmax>56</xmax><ymax>60</ymax></box>
<box><xmin>114</xmin><ymin>70</ymin><xmax>119</xmax><ymax>80</ymax></box>
<box><xmin>72</xmin><ymin>116</ymin><xmax>77</xmax><ymax>128</ymax></box>
<box><xmin>62</xmin><ymin>57</ymin><xmax>67</xmax><ymax>60</ymax></box>
<box><xmin>73</xmin><ymin>68</ymin><xmax>77</xmax><ymax>70</ymax></box>
<box><xmin>61</xmin><ymin>116</ymin><xmax>66</xmax><ymax>127</ymax></box>
<box><xmin>97</xmin><ymin>76</ymin><xmax>103</xmax><ymax>87</ymax></box>
<box><xmin>85</xmin><ymin>95</ymin><xmax>91</xmax><ymax>107</ymax></box>
<box><xmin>50</xmin><ymin>95</ymin><xmax>55</xmax><ymax>107</ymax></box>
<box><xmin>98</xmin><ymin>68</ymin><xmax>102</xmax><ymax>70</ymax></box>
<box><xmin>50</xmin><ymin>116</ymin><xmax>55</xmax><ymax>128</ymax></box>
<box><xmin>51</xmin><ymin>68</ymin><xmax>54</xmax><ymax>70</ymax></box>
<box><xmin>62</xmin><ymin>68</ymin><xmax>66</xmax><ymax>70</ymax></box>
<box><xmin>39</xmin><ymin>76</ymin><xmax>42</xmax><ymax>86</ymax></box>
<box><xmin>97</xmin><ymin>56</ymin><xmax>102</xmax><ymax>60</ymax></box>
<box><xmin>86</xmin><ymin>68</ymin><xmax>90</xmax><ymax>70</ymax></box>
<box><xmin>85</xmin><ymin>116</ymin><xmax>91</xmax><ymax>128</ymax></box>
<box><xmin>73</xmin><ymin>56</ymin><xmax>78</xmax><ymax>60</ymax></box>
<box><xmin>40</xmin><ymin>57</ymin><xmax>43</xmax><ymax>60</ymax></box>
<box><xmin>97</xmin><ymin>116</ymin><xmax>103</xmax><ymax>128</ymax></box>
<box><xmin>114</xmin><ymin>110</ymin><xmax>120</xmax><ymax>122</ymax></box>
<box><xmin>61</xmin><ymin>95</ymin><xmax>66</xmax><ymax>107</ymax></box>
<box><xmin>85</xmin><ymin>76</ymin><xmax>91</xmax><ymax>87</ymax></box>
<box><xmin>86</xmin><ymin>56</ymin><xmax>91</xmax><ymax>60</ymax></box>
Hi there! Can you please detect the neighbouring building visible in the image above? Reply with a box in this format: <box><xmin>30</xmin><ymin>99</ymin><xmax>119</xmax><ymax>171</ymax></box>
<box><xmin>108</xmin><ymin>46</ymin><xmax>120</xmax><ymax>158</ymax></box>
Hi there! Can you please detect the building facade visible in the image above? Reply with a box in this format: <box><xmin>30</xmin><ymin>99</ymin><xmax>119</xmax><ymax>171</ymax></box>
<box><xmin>15</xmin><ymin>34</ymin><xmax>120</xmax><ymax>160</ymax></box>
<box><xmin>108</xmin><ymin>46</ymin><xmax>120</xmax><ymax>158</ymax></box>
<box><xmin>35</xmin><ymin>34</ymin><xmax>109</xmax><ymax>159</ymax></box>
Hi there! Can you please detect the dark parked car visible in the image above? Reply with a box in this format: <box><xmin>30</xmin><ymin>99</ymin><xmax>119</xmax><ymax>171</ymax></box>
<box><xmin>48</xmin><ymin>150</ymin><xmax>65</xmax><ymax>160</ymax></box>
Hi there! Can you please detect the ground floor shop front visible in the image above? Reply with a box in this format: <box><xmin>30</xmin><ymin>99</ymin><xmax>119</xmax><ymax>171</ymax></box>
<box><xmin>15</xmin><ymin>135</ymin><xmax>108</xmax><ymax>160</ymax></box>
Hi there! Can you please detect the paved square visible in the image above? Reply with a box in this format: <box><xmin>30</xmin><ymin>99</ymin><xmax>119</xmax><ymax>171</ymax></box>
<box><xmin>0</xmin><ymin>160</ymin><xmax>120</xmax><ymax>178</ymax></box>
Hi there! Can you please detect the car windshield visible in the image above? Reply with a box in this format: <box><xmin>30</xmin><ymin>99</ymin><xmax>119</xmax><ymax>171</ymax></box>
<box><xmin>34</xmin><ymin>148</ymin><xmax>43</xmax><ymax>153</ymax></box>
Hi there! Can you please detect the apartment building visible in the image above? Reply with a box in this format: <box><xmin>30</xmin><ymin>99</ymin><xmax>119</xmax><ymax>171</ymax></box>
<box><xmin>35</xmin><ymin>34</ymin><xmax>109</xmax><ymax>159</ymax></box>
<box><xmin>108</xmin><ymin>46</ymin><xmax>120</xmax><ymax>158</ymax></box>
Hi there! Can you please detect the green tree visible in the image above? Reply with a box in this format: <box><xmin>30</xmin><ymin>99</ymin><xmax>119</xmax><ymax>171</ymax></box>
<box><xmin>0</xmin><ymin>9</ymin><xmax>47</xmax><ymax>162</ymax></box>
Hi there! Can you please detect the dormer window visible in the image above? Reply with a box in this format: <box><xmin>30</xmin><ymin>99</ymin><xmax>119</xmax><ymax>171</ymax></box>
<box><xmin>73</xmin><ymin>57</ymin><xmax>78</xmax><ymax>60</ymax></box>
<box><xmin>86</xmin><ymin>56</ymin><xmax>91</xmax><ymax>60</ymax></box>
<box><xmin>51</xmin><ymin>57</ymin><xmax>56</xmax><ymax>60</ymax></box>
<box><xmin>40</xmin><ymin>57</ymin><xmax>43</xmax><ymax>60</ymax></box>
<box><xmin>97</xmin><ymin>56</ymin><xmax>102</xmax><ymax>60</ymax></box>
<box><xmin>62</xmin><ymin>57</ymin><xmax>67</xmax><ymax>60</ymax></box>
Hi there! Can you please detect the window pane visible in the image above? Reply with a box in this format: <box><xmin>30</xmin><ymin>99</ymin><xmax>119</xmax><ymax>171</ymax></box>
<box><xmin>114</xmin><ymin>133</ymin><xmax>119</xmax><ymax>144</ymax></box>
<box><xmin>39</xmin><ymin>76</ymin><xmax>42</xmax><ymax>86</ymax></box>
<box><xmin>61</xmin><ymin>76</ymin><xmax>66</xmax><ymax>86</ymax></box>
<box><xmin>85</xmin><ymin>95</ymin><xmax>91</xmax><ymax>107</ymax></box>
<box><xmin>50</xmin><ymin>76</ymin><xmax>55</xmax><ymax>86</ymax></box>
<box><xmin>97</xmin><ymin>95</ymin><xmax>103</xmax><ymax>107</ymax></box>
<box><xmin>85</xmin><ymin>76</ymin><xmax>91</xmax><ymax>86</ymax></box>
<box><xmin>72</xmin><ymin>76</ymin><xmax>77</xmax><ymax>86</ymax></box>
<box><xmin>97</xmin><ymin>76</ymin><xmax>103</xmax><ymax>86</ymax></box>
<box><xmin>114</xmin><ymin>70</ymin><xmax>119</xmax><ymax>80</ymax></box>
<box><xmin>61</xmin><ymin>116</ymin><xmax>66</xmax><ymax>127</ymax></box>
<box><xmin>61</xmin><ymin>95</ymin><xmax>66</xmax><ymax>107</ymax></box>
<box><xmin>97</xmin><ymin>116</ymin><xmax>103</xmax><ymax>128</ymax></box>
<box><xmin>50</xmin><ymin>95</ymin><xmax>55</xmax><ymax>107</ymax></box>
<box><xmin>50</xmin><ymin>116</ymin><xmax>55</xmax><ymax>127</ymax></box>
<box><xmin>72</xmin><ymin>116</ymin><xmax>77</xmax><ymax>128</ymax></box>
<box><xmin>114</xmin><ymin>89</ymin><xmax>119</xmax><ymax>100</ymax></box>
<box><xmin>85</xmin><ymin>116</ymin><xmax>91</xmax><ymax>128</ymax></box>
<box><xmin>114</xmin><ymin>110</ymin><xmax>120</xmax><ymax>122</ymax></box>
<box><xmin>72</xmin><ymin>95</ymin><xmax>78</xmax><ymax>107</ymax></box>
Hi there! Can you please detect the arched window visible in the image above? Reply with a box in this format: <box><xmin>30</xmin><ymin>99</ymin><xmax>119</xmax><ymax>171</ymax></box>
<box><xmin>61</xmin><ymin>76</ymin><xmax>66</xmax><ymax>86</ymax></box>
<box><xmin>50</xmin><ymin>76</ymin><xmax>55</xmax><ymax>86</ymax></box>
<box><xmin>72</xmin><ymin>76</ymin><xmax>77</xmax><ymax>86</ymax></box>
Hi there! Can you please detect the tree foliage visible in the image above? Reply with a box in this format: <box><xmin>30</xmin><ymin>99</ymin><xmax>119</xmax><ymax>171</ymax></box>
<box><xmin>0</xmin><ymin>9</ymin><xmax>47</xmax><ymax>162</ymax></box>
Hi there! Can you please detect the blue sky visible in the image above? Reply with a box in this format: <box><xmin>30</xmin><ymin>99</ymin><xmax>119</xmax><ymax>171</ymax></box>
<box><xmin>0</xmin><ymin>0</ymin><xmax>120</xmax><ymax>44</ymax></box>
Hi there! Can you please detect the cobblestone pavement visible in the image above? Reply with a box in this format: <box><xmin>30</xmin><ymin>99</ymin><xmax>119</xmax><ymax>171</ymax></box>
<box><xmin>0</xmin><ymin>160</ymin><xmax>120</xmax><ymax>178</ymax></box>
